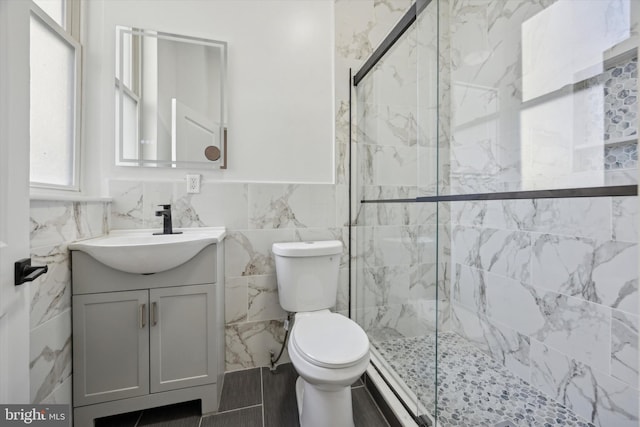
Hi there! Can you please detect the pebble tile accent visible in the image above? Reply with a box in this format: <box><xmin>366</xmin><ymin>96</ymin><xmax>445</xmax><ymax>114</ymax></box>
<box><xmin>375</xmin><ymin>332</ymin><xmax>596</xmax><ymax>427</ymax></box>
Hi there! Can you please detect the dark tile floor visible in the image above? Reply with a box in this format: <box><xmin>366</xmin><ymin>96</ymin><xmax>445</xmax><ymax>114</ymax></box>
<box><xmin>95</xmin><ymin>363</ymin><xmax>389</xmax><ymax>427</ymax></box>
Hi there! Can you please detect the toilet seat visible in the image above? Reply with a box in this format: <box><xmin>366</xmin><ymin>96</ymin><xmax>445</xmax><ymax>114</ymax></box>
<box><xmin>291</xmin><ymin>312</ymin><xmax>369</xmax><ymax>369</ymax></box>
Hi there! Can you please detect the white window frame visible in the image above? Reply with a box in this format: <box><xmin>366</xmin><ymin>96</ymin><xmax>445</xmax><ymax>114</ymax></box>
<box><xmin>29</xmin><ymin>0</ymin><xmax>82</xmax><ymax>192</ymax></box>
<box><xmin>115</xmin><ymin>29</ymin><xmax>142</xmax><ymax>164</ymax></box>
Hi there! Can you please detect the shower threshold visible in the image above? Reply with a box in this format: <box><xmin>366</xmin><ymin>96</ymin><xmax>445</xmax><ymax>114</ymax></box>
<box><xmin>370</xmin><ymin>346</ymin><xmax>437</xmax><ymax>426</ymax></box>
<box><xmin>371</xmin><ymin>332</ymin><xmax>596</xmax><ymax>427</ymax></box>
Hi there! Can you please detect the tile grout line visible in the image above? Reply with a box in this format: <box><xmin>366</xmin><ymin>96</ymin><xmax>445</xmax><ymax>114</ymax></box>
<box><xmin>133</xmin><ymin>409</ymin><xmax>144</xmax><ymax>427</ymax></box>
<box><xmin>260</xmin><ymin>368</ymin><xmax>266</xmax><ymax>427</ymax></box>
<box><xmin>212</xmin><ymin>403</ymin><xmax>264</xmax><ymax>416</ymax></box>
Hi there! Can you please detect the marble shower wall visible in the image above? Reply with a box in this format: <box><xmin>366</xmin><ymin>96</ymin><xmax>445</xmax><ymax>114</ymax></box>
<box><xmin>353</xmin><ymin>0</ymin><xmax>448</xmax><ymax>342</ymax></box>
<box><xmin>29</xmin><ymin>200</ymin><xmax>109</xmax><ymax>404</ymax></box>
<box><xmin>355</xmin><ymin>201</ymin><xmax>450</xmax><ymax>342</ymax></box>
<box><xmin>442</xmin><ymin>1</ymin><xmax>640</xmax><ymax>425</ymax></box>
<box><xmin>449</xmin><ymin>196</ymin><xmax>639</xmax><ymax>427</ymax></box>
<box><xmin>335</xmin><ymin>0</ymin><xmax>416</xmax><ymax>190</ymax></box>
<box><xmin>444</xmin><ymin>0</ymin><xmax>639</xmax><ymax>194</ymax></box>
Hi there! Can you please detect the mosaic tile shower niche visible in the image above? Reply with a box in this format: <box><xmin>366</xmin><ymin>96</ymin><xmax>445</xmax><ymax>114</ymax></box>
<box><xmin>604</xmin><ymin>55</ymin><xmax>637</xmax><ymax>171</ymax></box>
<box><xmin>353</xmin><ymin>0</ymin><xmax>639</xmax><ymax>426</ymax></box>
<box><xmin>604</xmin><ymin>56</ymin><xmax>637</xmax><ymax>145</ymax></box>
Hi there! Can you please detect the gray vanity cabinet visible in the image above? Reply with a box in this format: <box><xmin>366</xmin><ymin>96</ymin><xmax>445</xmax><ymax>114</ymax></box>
<box><xmin>73</xmin><ymin>285</ymin><xmax>216</xmax><ymax>406</ymax></box>
<box><xmin>71</xmin><ymin>243</ymin><xmax>225</xmax><ymax>426</ymax></box>
<box><xmin>149</xmin><ymin>284</ymin><xmax>216</xmax><ymax>393</ymax></box>
<box><xmin>73</xmin><ymin>290</ymin><xmax>150</xmax><ymax>406</ymax></box>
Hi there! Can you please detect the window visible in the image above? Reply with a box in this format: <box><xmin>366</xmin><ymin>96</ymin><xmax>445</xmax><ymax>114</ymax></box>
<box><xmin>32</xmin><ymin>0</ymin><xmax>64</xmax><ymax>27</ymax></box>
<box><xmin>29</xmin><ymin>0</ymin><xmax>81</xmax><ymax>190</ymax></box>
<box><xmin>115</xmin><ymin>29</ymin><xmax>141</xmax><ymax>162</ymax></box>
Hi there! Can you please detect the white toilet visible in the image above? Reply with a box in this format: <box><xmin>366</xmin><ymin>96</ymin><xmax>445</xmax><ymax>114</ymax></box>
<box><xmin>272</xmin><ymin>240</ymin><xmax>370</xmax><ymax>427</ymax></box>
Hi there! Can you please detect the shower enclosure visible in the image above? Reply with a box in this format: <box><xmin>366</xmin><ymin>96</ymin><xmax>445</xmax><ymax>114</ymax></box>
<box><xmin>350</xmin><ymin>1</ymin><xmax>639</xmax><ymax>426</ymax></box>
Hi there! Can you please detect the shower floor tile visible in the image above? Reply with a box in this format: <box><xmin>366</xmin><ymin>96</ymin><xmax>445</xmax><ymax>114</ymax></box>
<box><xmin>375</xmin><ymin>332</ymin><xmax>595</xmax><ymax>427</ymax></box>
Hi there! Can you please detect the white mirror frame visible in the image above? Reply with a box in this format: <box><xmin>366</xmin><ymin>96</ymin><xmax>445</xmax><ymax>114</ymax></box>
<box><xmin>116</xmin><ymin>26</ymin><xmax>227</xmax><ymax>169</ymax></box>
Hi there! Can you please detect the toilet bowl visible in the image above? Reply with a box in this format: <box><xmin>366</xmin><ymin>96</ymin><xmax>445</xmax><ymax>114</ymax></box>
<box><xmin>271</xmin><ymin>241</ymin><xmax>370</xmax><ymax>427</ymax></box>
<box><xmin>288</xmin><ymin>311</ymin><xmax>369</xmax><ymax>427</ymax></box>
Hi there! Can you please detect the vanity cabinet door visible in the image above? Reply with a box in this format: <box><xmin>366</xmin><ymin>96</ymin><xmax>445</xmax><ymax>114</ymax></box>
<box><xmin>149</xmin><ymin>284</ymin><xmax>216</xmax><ymax>393</ymax></box>
<box><xmin>73</xmin><ymin>290</ymin><xmax>150</xmax><ymax>406</ymax></box>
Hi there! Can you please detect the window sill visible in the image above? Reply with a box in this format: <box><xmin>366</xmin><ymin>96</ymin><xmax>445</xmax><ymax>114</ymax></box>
<box><xmin>30</xmin><ymin>193</ymin><xmax>112</xmax><ymax>203</ymax></box>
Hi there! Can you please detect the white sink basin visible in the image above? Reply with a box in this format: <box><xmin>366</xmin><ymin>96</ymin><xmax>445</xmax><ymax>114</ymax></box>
<box><xmin>69</xmin><ymin>227</ymin><xmax>226</xmax><ymax>274</ymax></box>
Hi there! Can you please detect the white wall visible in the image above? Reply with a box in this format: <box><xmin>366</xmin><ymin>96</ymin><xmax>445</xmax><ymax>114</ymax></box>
<box><xmin>83</xmin><ymin>0</ymin><xmax>335</xmax><ymax>195</ymax></box>
<box><xmin>104</xmin><ymin>0</ymin><xmax>413</xmax><ymax>372</ymax></box>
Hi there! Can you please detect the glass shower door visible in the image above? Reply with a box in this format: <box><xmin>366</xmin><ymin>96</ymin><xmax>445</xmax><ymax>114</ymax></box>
<box><xmin>353</xmin><ymin>0</ymin><xmax>441</xmax><ymax>422</ymax></box>
<box><xmin>434</xmin><ymin>0</ymin><xmax>639</xmax><ymax>426</ymax></box>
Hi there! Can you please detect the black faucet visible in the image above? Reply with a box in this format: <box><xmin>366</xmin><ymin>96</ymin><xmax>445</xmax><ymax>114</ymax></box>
<box><xmin>154</xmin><ymin>204</ymin><xmax>182</xmax><ymax>235</ymax></box>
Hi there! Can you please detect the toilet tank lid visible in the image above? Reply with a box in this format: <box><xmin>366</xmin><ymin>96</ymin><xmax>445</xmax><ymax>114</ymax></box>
<box><xmin>272</xmin><ymin>240</ymin><xmax>342</xmax><ymax>257</ymax></box>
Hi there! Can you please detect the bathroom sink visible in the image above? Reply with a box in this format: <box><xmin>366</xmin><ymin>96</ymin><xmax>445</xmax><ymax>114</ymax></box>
<box><xmin>69</xmin><ymin>227</ymin><xmax>225</xmax><ymax>274</ymax></box>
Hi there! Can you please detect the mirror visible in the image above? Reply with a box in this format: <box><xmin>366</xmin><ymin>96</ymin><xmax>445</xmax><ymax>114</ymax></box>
<box><xmin>116</xmin><ymin>26</ymin><xmax>227</xmax><ymax>168</ymax></box>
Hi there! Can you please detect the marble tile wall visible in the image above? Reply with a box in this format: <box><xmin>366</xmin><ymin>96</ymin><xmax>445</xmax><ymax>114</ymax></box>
<box><xmin>355</xmin><ymin>200</ymin><xmax>450</xmax><ymax>341</ymax></box>
<box><xmin>450</xmin><ymin>196</ymin><xmax>639</xmax><ymax>427</ymax></box>
<box><xmin>25</xmin><ymin>0</ymin><xmax>418</xmax><ymax>390</ymax></box>
<box><xmin>104</xmin><ymin>0</ymin><xmax>417</xmax><ymax>374</ymax></box>
<box><xmin>440</xmin><ymin>2</ymin><xmax>640</xmax><ymax>424</ymax></box>
<box><xmin>355</xmin><ymin>0</ymin><xmax>639</xmax><ymax>426</ymax></box>
<box><xmin>355</xmin><ymin>23</ymin><xmax>418</xmax><ymax>192</ymax></box>
<box><xmin>108</xmin><ymin>180</ymin><xmax>347</xmax><ymax>372</ymax></box>
<box><xmin>27</xmin><ymin>6</ymin><xmax>638</xmax><ymax>427</ymax></box>
<box><xmin>445</xmin><ymin>0</ymin><xmax>639</xmax><ymax>194</ymax></box>
<box><xmin>352</xmin><ymin>0</ymin><xmax>449</xmax><ymax>344</ymax></box>
<box><xmin>335</xmin><ymin>0</ymin><xmax>416</xmax><ymax>188</ymax></box>
<box><xmin>29</xmin><ymin>200</ymin><xmax>109</xmax><ymax>404</ymax></box>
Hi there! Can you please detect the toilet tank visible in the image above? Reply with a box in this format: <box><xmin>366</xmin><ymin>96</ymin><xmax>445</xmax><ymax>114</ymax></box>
<box><xmin>272</xmin><ymin>240</ymin><xmax>342</xmax><ymax>312</ymax></box>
